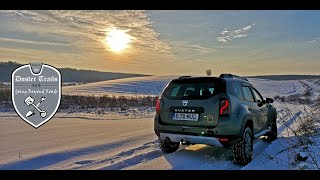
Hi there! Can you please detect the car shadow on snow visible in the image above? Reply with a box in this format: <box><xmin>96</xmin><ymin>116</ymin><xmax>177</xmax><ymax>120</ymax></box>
<box><xmin>163</xmin><ymin>144</ymin><xmax>240</xmax><ymax>170</ymax></box>
<box><xmin>162</xmin><ymin>138</ymin><xmax>273</xmax><ymax>170</ymax></box>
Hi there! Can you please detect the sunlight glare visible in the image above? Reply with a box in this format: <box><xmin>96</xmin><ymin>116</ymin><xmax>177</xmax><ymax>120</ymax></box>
<box><xmin>105</xmin><ymin>29</ymin><xmax>131</xmax><ymax>52</ymax></box>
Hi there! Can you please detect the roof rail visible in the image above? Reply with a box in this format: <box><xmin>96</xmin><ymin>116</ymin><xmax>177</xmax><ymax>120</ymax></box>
<box><xmin>178</xmin><ymin>76</ymin><xmax>192</xmax><ymax>79</ymax></box>
<box><xmin>219</xmin><ymin>74</ymin><xmax>248</xmax><ymax>81</ymax></box>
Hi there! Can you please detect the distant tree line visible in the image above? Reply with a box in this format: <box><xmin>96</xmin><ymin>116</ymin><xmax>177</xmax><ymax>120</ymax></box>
<box><xmin>0</xmin><ymin>61</ymin><xmax>149</xmax><ymax>82</ymax></box>
<box><xmin>248</xmin><ymin>75</ymin><xmax>320</xmax><ymax>81</ymax></box>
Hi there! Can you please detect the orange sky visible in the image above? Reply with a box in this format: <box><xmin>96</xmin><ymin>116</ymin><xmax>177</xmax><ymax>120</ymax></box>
<box><xmin>0</xmin><ymin>10</ymin><xmax>319</xmax><ymax>76</ymax></box>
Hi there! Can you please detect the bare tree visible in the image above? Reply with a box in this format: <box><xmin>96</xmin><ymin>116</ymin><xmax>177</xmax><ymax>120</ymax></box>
<box><xmin>206</xmin><ymin>69</ymin><xmax>212</xmax><ymax>76</ymax></box>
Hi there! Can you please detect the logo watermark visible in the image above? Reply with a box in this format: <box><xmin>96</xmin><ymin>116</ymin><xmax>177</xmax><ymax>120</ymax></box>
<box><xmin>11</xmin><ymin>63</ymin><xmax>61</xmax><ymax>128</ymax></box>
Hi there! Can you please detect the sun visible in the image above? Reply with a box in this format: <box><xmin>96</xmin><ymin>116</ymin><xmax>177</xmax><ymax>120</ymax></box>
<box><xmin>105</xmin><ymin>29</ymin><xmax>131</xmax><ymax>52</ymax></box>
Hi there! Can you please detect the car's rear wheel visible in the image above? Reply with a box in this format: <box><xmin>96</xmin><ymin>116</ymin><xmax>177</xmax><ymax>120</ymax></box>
<box><xmin>232</xmin><ymin>127</ymin><xmax>253</xmax><ymax>165</ymax></box>
<box><xmin>264</xmin><ymin>114</ymin><xmax>277</xmax><ymax>142</ymax></box>
<box><xmin>159</xmin><ymin>138</ymin><xmax>180</xmax><ymax>154</ymax></box>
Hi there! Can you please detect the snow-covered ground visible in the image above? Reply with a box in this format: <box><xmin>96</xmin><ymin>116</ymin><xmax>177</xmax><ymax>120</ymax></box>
<box><xmin>248</xmin><ymin>78</ymin><xmax>306</xmax><ymax>98</ymax></box>
<box><xmin>0</xmin><ymin>113</ymin><xmax>157</xmax><ymax>170</ymax></box>
<box><xmin>0</xmin><ymin>76</ymin><xmax>319</xmax><ymax>170</ymax></box>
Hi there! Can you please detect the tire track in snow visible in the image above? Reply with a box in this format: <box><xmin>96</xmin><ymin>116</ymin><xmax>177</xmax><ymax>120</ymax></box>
<box><xmin>67</xmin><ymin>140</ymin><xmax>161</xmax><ymax>170</ymax></box>
<box><xmin>100</xmin><ymin>149</ymin><xmax>162</xmax><ymax>170</ymax></box>
<box><xmin>0</xmin><ymin>136</ymin><xmax>143</xmax><ymax>170</ymax></box>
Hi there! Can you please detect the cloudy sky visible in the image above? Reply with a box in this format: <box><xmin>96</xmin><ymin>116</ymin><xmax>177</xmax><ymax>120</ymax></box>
<box><xmin>0</xmin><ymin>10</ymin><xmax>319</xmax><ymax>76</ymax></box>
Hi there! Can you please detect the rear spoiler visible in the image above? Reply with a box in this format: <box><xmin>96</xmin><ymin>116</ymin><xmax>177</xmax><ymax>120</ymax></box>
<box><xmin>178</xmin><ymin>76</ymin><xmax>192</xmax><ymax>79</ymax></box>
<box><xmin>219</xmin><ymin>74</ymin><xmax>248</xmax><ymax>81</ymax></box>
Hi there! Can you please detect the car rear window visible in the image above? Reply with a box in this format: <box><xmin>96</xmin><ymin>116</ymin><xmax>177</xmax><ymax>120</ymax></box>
<box><xmin>163</xmin><ymin>78</ymin><xmax>225</xmax><ymax>100</ymax></box>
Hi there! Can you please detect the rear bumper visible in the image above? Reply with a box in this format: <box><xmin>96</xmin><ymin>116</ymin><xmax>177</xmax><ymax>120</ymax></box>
<box><xmin>154</xmin><ymin>114</ymin><xmax>242</xmax><ymax>145</ymax></box>
<box><xmin>160</xmin><ymin>132</ymin><xmax>223</xmax><ymax>147</ymax></box>
<box><xmin>155</xmin><ymin>113</ymin><xmax>242</xmax><ymax>137</ymax></box>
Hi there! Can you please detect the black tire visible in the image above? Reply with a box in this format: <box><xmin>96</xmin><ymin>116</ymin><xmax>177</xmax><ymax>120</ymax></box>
<box><xmin>159</xmin><ymin>138</ymin><xmax>180</xmax><ymax>154</ymax></box>
<box><xmin>232</xmin><ymin>127</ymin><xmax>253</xmax><ymax>165</ymax></box>
<box><xmin>264</xmin><ymin>114</ymin><xmax>278</xmax><ymax>142</ymax></box>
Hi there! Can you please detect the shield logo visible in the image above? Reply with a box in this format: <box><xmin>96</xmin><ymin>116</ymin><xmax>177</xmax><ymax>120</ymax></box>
<box><xmin>12</xmin><ymin>63</ymin><xmax>61</xmax><ymax>128</ymax></box>
<box><xmin>182</xmin><ymin>100</ymin><xmax>188</xmax><ymax>106</ymax></box>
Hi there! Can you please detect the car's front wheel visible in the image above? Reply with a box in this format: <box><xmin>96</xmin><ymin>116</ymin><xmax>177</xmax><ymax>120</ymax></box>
<box><xmin>232</xmin><ymin>127</ymin><xmax>253</xmax><ymax>165</ymax></box>
<box><xmin>159</xmin><ymin>138</ymin><xmax>180</xmax><ymax>154</ymax></box>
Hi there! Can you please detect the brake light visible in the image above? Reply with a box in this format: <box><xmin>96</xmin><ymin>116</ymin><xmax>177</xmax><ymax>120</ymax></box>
<box><xmin>218</xmin><ymin>138</ymin><xmax>229</xmax><ymax>142</ymax></box>
<box><xmin>219</xmin><ymin>99</ymin><xmax>229</xmax><ymax>116</ymax></box>
<box><xmin>156</xmin><ymin>97</ymin><xmax>161</xmax><ymax>113</ymax></box>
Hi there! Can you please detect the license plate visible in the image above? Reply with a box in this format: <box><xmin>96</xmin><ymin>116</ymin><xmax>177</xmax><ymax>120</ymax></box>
<box><xmin>172</xmin><ymin>113</ymin><xmax>199</xmax><ymax>121</ymax></box>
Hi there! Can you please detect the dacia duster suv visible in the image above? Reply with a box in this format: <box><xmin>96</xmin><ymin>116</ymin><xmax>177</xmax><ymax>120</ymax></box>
<box><xmin>154</xmin><ymin>74</ymin><xmax>277</xmax><ymax>165</ymax></box>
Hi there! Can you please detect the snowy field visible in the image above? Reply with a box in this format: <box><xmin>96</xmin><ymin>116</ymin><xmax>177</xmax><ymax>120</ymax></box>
<box><xmin>0</xmin><ymin>76</ymin><xmax>319</xmax><ymax>170</ymax></box>
<box><xmin>63</xmin><ymin>76</ymin><xmax>316</xmax><ymax>98</ymax></box>
<box><xmin>62</xmin><ymin>76</ymin><xmax>177</xmax><ymax>97</ymax></box>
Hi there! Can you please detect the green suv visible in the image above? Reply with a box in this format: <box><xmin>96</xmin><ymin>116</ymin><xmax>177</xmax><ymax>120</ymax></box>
<box><xmin>154</xmin><ymin>74</ymin><xmax>277</xmax><ymax>165</ymax></box>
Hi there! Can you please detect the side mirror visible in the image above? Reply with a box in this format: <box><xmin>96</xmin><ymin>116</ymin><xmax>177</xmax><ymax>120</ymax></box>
<box><xmin>257</xmin><ymin>100</ymin><xmax>264</xmax><ymax>107</ymax></box>
<box><xmin>265</xmin><ymin>98</ymin><xmax>274</xmax><ymax>103</ymax></box>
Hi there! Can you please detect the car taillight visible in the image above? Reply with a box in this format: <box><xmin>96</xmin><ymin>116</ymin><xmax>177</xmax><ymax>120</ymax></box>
<box><xmin>156</xmin><ymin>97</ymin><xmax>161</xmax><ymax>113</ymax></box>
<box><xmin>219</xmin><ymin>99</ymin><xmax>229</xmax><ymax>116</ymax></box>
<box><xmin>218</xmin><ymin>138</ymin><xmax>229</xmax><ymax>142</ymax></box>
